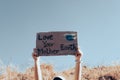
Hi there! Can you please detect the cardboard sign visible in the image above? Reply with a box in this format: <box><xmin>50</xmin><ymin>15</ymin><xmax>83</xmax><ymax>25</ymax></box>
<box><xmin>36</xmin><ymin>31</ymin><xmax>78</xmax><ymax>56</ymax></box>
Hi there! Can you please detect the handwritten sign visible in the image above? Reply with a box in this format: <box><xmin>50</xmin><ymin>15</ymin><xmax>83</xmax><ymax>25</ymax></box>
<box><xmin>36</xmin><ymin>31</ymin><xmax>78</xmax><ymax>56</ymax></box>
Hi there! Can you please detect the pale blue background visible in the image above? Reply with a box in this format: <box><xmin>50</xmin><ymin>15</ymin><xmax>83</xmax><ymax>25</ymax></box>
<box><xmin>0</xmin><ymin>0</ymin><xmax>120</xmax><ymax>71</ymax></box>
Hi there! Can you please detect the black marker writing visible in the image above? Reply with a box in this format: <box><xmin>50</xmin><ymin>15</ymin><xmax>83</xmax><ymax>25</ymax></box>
<box><xmin>60</xmin><ymin>44</ymin><xmax>77</xmax><ymax>51</ymax></box>
<box><xmin>37</xmin><ymin>48</ymin><xmax>59</xmax><ymax>55</ymax></box>
<box><xmin>42</xmin><ymin>41</ymin><xmax>54</xmax><ymax>47</ymax></box>
<box><xmin>37</xmin><ymin>34</ymin><xmax>53</xmax><ymax>40</ymax></box>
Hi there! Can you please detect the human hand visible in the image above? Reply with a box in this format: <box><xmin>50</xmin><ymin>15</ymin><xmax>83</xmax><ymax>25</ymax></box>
<box><xmin>75</xmin><ymin>48</ymin><xmax>82</xmax><ymax>61</ymax></box>
<box><xmin>32</xmin><ymin>48</ymin><xmax>39</xmax><ymax>61</ymax></box>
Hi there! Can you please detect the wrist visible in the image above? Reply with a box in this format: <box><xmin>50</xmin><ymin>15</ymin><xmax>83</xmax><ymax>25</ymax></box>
<box><xmin>34</xmin><ymin>59</ymin><xmax>38</xmax><ymax>62</ymax></box>
<box><xmin>75</xmin><ymin>60</ymin><xmax>81</xmax><ymax>63</ymax></box>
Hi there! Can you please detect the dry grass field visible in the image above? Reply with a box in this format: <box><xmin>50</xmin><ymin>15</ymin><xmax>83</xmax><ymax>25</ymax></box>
<box><xmin>0</xmin><ymin>63</ymin><xmax>120</xmax><ymax>80</ymax></box>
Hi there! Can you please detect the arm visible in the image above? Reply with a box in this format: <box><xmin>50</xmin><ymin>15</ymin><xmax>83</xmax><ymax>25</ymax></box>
<box><xmin>32</xmin><ymin>49</ymin><xmax>43</xmax><ymax>80</ymax></box>
<box><xmin>75</xmin><ymin>48</ymin><xmax>82</xmax><ymax>80</ymax></box>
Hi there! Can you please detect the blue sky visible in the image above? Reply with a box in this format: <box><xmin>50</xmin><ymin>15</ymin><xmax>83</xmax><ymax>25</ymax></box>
<box><xmin>0</xmin><ymin>0</ymin><xmax>120</xmax><ymax>71</ymax></box>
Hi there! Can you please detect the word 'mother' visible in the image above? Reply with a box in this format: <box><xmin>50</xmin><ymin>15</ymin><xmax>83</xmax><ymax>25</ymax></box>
<box><xmin>37</xmin><ymin>48</ymin><xmax>59</xmax><ymax>55</ymax></box>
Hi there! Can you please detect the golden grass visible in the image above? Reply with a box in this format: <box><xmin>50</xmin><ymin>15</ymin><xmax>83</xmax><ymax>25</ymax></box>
<box><xmin>0</xmin><ymin>64</ymin><xmax>120</xmax><ymax>80</ymax></box>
